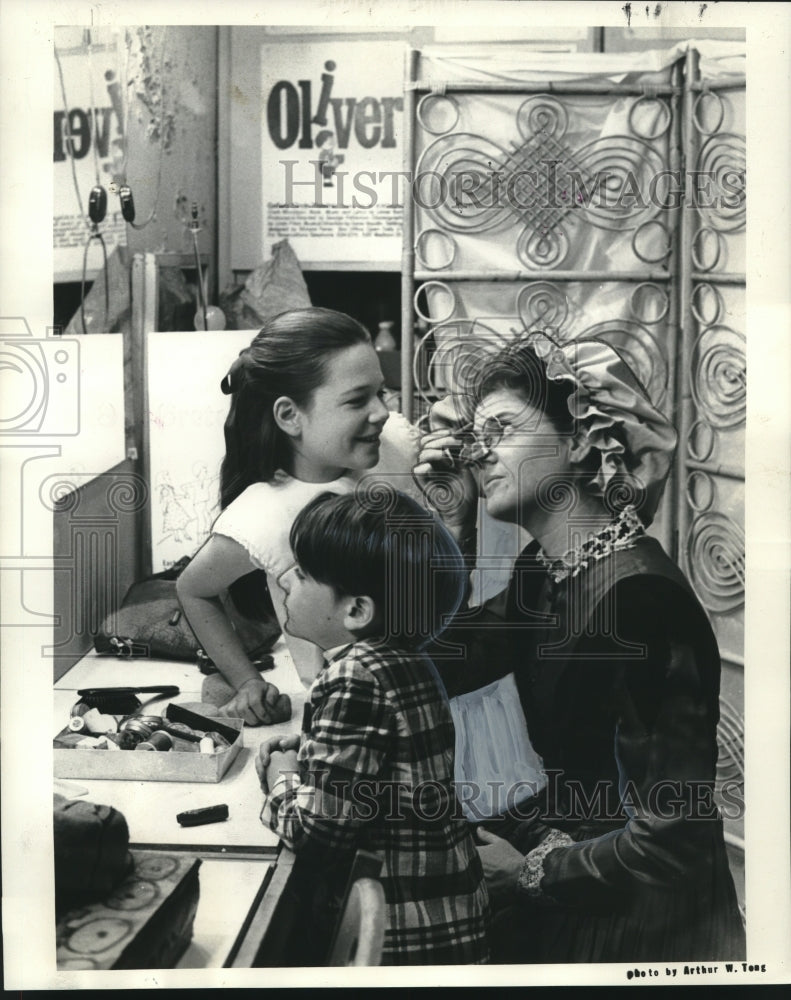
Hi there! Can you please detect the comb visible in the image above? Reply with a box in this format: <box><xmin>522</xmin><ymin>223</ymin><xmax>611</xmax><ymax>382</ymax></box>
<box><xmin>76</xmin><ymin>685</ymin><xmax>180</xmax><ymax>714</ymax></box>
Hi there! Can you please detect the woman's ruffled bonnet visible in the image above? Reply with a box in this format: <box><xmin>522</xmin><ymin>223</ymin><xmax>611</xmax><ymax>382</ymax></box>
<box><xmin>513</xmin><ymin>332</ymin><xmax>677</xmax><ymax>526</ymax></box>
<box><xmin>430</xmin><ymin>331</ymin><xmax>677</xmax><ymax>527</ymax></box>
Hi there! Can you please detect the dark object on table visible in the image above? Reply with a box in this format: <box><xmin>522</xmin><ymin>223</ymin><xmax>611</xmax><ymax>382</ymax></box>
<box><xmin>56</xmin><ymin>850</ymin><xmax>201</xmax><ymax>970</ymax></box>
<box><xmin>54</xmin><ymin>794</ymin><xmax>133</xmax><ymax>910</ymax></box>
<box><xmin>76</xmin><ymin>685</ymin><xmax>180</xmax><ymax>714</ymax></box>
<box><xmin>176</xmin><ymin>803</ymin><xmax>230</xmax><ymax>827</ymax></box>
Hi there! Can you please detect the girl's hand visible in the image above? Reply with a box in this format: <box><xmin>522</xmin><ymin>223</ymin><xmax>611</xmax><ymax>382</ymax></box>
<box><xmin>219</xmin><ymin>677</ymin><xmax>291</xmax><ymax>726</ymax></box>
<box><xmin>255</xmin><ymin>733</ymin><xmax>300</xmax><ymax>791</ymax></box>
<box><xmin>475</xmin><ymin>827</ymin><xmax>524</xmax><ymax>903</ymax></box>
<box><xmin>413</xmin><ymin>427</ymin><xmax>479</xmax><ymax>533</ymax></box>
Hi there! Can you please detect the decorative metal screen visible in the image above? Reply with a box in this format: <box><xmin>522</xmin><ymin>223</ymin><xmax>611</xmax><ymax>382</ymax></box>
<box><xmin>680</xmin><ymin>64</ymin><xmax>745</xmax><ymax>881</ymax></box>
<box><xmin>400</xmin><ymin>45</ymin><xmax>746</xmax><ymax>883</ymax></box>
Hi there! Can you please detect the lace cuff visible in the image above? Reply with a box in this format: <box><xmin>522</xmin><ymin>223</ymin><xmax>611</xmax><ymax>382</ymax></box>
<box><xmin>517</xmin><ymin>828</ymin><xmax>574</xmax><ymax>900</ymax></box>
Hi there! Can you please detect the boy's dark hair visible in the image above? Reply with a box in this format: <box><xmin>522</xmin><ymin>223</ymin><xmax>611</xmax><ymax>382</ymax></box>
<box><xmin>289</xmin><ymin>488</ymin><xmax>467</xmax><ymax>650</ymax></box>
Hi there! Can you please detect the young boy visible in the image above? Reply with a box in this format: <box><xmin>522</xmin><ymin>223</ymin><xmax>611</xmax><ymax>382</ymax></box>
<box><xmin>257</xmin><ymin>489</ymin><xmax>490</xmax><ymax>965</ymax></box>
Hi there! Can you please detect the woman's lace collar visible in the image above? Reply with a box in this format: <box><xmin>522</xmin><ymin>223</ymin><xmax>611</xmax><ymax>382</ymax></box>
<box><xmin>535</xmin><ymin>505</ymin><xmax>646</xmax><ymax>583</ymax></box>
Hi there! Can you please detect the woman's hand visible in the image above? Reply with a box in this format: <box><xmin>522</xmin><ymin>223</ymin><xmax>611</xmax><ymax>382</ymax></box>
<box><xmin>475</xmin><ymin>827</ymin><xmax>524</xmax><ymax>904</ymax></box>
<box><xmin>413</xmin><ymin>427</ymin><xmax>479</xmax><ymax>536</ymax></box>
<box><xmin>218</xmin><ymin>677</ymin><xmax>291</xmax><ymax>726</ymax></box>
<box><xmin>255</xmin><ymin>734</ymin><xmax>300</xmax><ymax>792</ymax></box>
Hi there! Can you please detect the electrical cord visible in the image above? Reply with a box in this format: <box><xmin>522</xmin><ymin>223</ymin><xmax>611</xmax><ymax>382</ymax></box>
<box><xmin>81</xmin><ymin>230</ymin><xmax>109</xmax><ymax>334</ymax></box>
<box><xmin>86</xmin><ymin>30</ymin><xmax>103</xmax><ymax>189</ymax></box>
<box><xmin>54</xmin><ymin>44</ymin><xmax>90</xmax><ymax>228</ymax></box>
<box><xmin>54</xmin><ymin>39</ymin><xmax>110</xmax><ymax>333</ymax></box>
<box><xmin>189</xmin><ymin>205</ymin><xmax>209</xmax><ymax>331</ymax></box>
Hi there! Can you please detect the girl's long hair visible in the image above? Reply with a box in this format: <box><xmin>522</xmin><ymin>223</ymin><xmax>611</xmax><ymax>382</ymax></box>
<box><xmin>218</xmin><ymin>307</ymin><xmax>371</xmax><ymax>620</ymax></box>
<box><xmin>219</xmin><ymin>307</ymin><xmax>371</xmax><ymax>510</ymax></box>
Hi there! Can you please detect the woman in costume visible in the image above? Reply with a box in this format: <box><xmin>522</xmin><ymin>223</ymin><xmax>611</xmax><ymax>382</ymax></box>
<box><xmin>414</xmin><ymin>332</ymin><xmax>746</xmax><ymax>964</ymax></box>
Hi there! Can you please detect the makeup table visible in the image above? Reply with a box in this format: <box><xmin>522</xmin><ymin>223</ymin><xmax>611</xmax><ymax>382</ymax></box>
<box><xmin>53</xmin><ymin>638</ymin><xmax>307</xmax><ymax>969</ymax></box>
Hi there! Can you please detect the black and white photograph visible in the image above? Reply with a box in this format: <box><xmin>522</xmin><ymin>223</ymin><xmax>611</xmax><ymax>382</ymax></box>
<box><xmin>1</xmin><ymin>0</ymin><xmax>789</xmax><ymax>989</ymax></box>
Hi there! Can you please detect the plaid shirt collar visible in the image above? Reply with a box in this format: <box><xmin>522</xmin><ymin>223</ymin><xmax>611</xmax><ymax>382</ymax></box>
<box><xmin>323</xmin><ymin>635</ymin><xmax>393</xmax><ymax>666</ymax></box>
<box><xmin>323</xmin><ymin>641</ymin><xmax>354</xmax><ymax>666</ymax></box>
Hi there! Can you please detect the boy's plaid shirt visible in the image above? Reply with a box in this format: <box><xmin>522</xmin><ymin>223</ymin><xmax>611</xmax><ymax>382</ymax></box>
<box><xmin>261</xmin><ymin>637</ymin><xmax>490</xmax><ymax>965</ymax></box>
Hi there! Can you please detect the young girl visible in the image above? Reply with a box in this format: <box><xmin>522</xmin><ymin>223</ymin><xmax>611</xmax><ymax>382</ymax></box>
<box><xmin>177</xmin><ymin>307</ymin><xmax>418</xmax><ymax>726</ymax></box>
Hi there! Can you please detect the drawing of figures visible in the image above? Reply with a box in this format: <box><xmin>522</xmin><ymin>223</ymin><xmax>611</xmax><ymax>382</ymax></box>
<box><xmin>157</xmin><ymin>471</ymin><xmax>194</xmax><ymax>546</ymax></box>
<box><xmin>189</xmin><ymin>461</ymin><xmax>220</xmax><ymax>543</ymax></box>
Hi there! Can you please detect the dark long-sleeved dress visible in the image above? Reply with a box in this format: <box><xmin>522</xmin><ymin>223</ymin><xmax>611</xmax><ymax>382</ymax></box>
<box><xmin>432</xmin><ymin>534</ymin><xmax>746</xmax><ymax>964</ymax></box>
